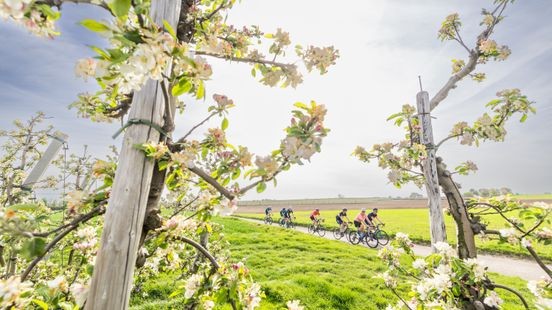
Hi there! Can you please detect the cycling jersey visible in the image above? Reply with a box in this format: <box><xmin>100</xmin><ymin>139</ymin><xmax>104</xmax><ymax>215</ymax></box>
<box><xmin>368</xmin><ymin>212</ymin><xmax>378</xmax><ymax>221</ymax></box>
<box><xmin>354</xmin><ymin>213</ymin><xmax>367</xmax><ymax>223</ymax></box>
<box><xmin>279</xmin><ymin>208</ymin><xmax>287</xmax><ymax>217</ymax></box>
<box><xmin>285</xmin><ymin>210</ymin><xmax>293</xmax><ymax>218</ymax></box>
<box><xmin>310</xmin><ymin>210</ymin><xmax>320</xmax><ymax>217</ymax></box>
<box><xmin>265</xmin><ymin>207</ymin><xmax>272</xmax><ymax>215</ymax></box>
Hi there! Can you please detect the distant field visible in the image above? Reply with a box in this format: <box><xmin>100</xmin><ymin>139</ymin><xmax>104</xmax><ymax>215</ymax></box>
<box><xmin>237</xmin><ymin>195</ymin><xmax>552</xmax><ymax>213</ymax></box>
<box><xmin>235</xmin><ymin>208</ymin><xmax>552</xmax><ymax>261</ymax></box>
<box><xmin>130</xmin><ymin>217</ymin><xmax>535</xmax><ymax>309</ymax></box>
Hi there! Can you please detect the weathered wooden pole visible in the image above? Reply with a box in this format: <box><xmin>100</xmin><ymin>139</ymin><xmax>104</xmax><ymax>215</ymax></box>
<box><xmin>416</xmin><ymin>90</ymin><xmax>447</xmax><ymax>247</ymax></box>
<box><xmin>21</xmin><ymin>132</ymin><xmax>68</xmax><ymax>191</ymax></box>
<box><xmin>86</xmin><ymin>1</ymin><xmax>181</xmax><ymax>309</ymax></box>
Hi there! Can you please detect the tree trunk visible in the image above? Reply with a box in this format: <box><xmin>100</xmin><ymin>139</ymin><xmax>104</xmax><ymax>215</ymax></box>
<box><xmin>436</xmin><ymin>157</ymin><xmax>477</xmax><ymax>259</ymax></box>
<box><xmin>416</xmin><ymin>91</ymin><xmax>447</xmax><ymax>247</ymax></box>
<box><xmin>86</xmin><ymin>1</ymin><xmax>181</xmax><ymax>308</ymax></box>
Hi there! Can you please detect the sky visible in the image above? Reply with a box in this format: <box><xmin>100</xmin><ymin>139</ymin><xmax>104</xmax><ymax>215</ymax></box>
<box><xmin>0</xmin><ymin>0</ymin><xmax>551</xmax><ymax>200</ymax></box>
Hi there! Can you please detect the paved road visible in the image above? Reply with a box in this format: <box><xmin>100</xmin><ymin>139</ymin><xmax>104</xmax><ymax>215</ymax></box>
<box><xmin>237</xmin><ymin>217</ymin><xmax>550</xmax><ymax>281</ymax></box>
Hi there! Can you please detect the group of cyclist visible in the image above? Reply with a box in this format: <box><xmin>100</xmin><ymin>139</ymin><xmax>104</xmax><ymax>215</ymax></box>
<box><xmin>264</xmin><ymin>205</ymin><xmax>384</xmax><ymax>239</ymax></box>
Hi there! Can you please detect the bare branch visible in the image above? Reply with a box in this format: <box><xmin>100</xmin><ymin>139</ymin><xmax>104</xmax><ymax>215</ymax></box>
<box><xmin>21</xmin><ymin>205</ymin><xmax>106</xmax><ymax>281</ymax></box>
<box><xmin>195</xmin><ymin>50</ymin><xmax>292</xmax><ymax>69</ymax></box>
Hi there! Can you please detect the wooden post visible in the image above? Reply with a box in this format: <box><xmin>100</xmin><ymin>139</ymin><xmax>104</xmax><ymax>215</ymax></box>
<box><xmin>86</xmin><ymin>1</ymin><xmax>181</xmax><ymax>309</ymax></box>
<box><xmin>416</xmin><ymin>91</ymin><xmax>447</xmax><ymax>247</ymax></box>
<box><xmin>21</xmin><ymin>132</ymin><xmax>68</xmax><ymax>191</ymax></box>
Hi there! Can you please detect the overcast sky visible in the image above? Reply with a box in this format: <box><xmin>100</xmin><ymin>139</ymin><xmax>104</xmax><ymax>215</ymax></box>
<box><xmin>0</xmin><ymin>0</ymin><xmax>550</xmax><ymax>200</ymax></box>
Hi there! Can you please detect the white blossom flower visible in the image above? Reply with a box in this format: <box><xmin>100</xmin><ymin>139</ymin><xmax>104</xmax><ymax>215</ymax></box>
<box><xmin>286</xmin><ymin>300</ymin><xmax>304</xmax><ymax>310</ymax></box>
<box><xmin>184</xmin><ymin>274</ymin><xmax>202</xmax><ymax>299</ymax></box>
<box><xmin>203</xmin><ymin>299</ymin><xmax>215</xmax><ymax>310</ymax></box>
<box><xmin>433</xmin><ymin>242</ymin><xmax>456</xmax><ymax>257</ymax></box>
<box><xmin>412</xmin><ymin>258</ymin><xmax>427</xmax><ymax>270</ymax></box>
<box><xmin>0</xmin><ymin>276</ymin><xmax>33</xmax><ymax>308</ymax></box>
<box><xmin>483</xmin><ymin>291</ymin><xmax>503</xmax><ymax>308</ymax></box>
<box><xmin>75</xmin><ymin>58</ymin><xmax>97</xmax><ymax>81</ymax></box>
<box><xmin>47</xmin><ymin>275</ymin><xmax>68</xmax><ymax>292</ymax></box>
<box><xmin>70</xmin><ymin>282</ymin><xmax>89</xmax><ymax>307</ymax></box>
<box><xmin>499</xmin><ymin>228</ymin><xmax>516</xmax><ymax>238</ymax></box>
<box><xmin>521</xmin><ymin>238</ymin><xmax>532</xmax><ymax>248</ymax></box>
<box><xmin>244</xmin><ymin>282</ymin><xmax>262</xmax><ymax>309</ymax></box>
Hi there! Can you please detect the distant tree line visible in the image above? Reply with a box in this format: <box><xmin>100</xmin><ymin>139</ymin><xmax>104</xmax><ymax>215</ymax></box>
<box><xmin>463</xmin><ymin>187</ymin><xmax>513</xmax><ymax>198</ymax></box>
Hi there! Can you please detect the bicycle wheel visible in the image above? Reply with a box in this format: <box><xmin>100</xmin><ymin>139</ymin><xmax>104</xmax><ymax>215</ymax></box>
<box><xmin>365</xmin><ymin>233</ymin><xmax>379</xmax><ymax>248</ymax></box>
<box><xmin>308</xmin><ymin>225</ymin><xmax>314</xmax><ymax>233</ymax></box>
<box><xmin>266</xmin><ymin>217</ymin><xmax>273</xmax><ymax>225</ymax></box>
<box><xmin>333</xmin><ymin>228</ymin><xmax>343</xmax><ymax>240</ymax></box>
<box><xmin>348</xmin><ymin>231</ymin><xmax>360</xmax><ymax>245</ymax></box>
<box><xmin>376</xmin><ymin>230</ymin><xmax>390</xmax><ymax>245</ymax></box>
<box><xmin>317</xmin><ymin>227</ymin><xmax>326</xmax><ymax>237</ymax></box>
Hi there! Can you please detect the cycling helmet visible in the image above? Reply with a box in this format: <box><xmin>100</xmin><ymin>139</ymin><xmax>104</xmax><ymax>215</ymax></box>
<box><xmin>315</xmin><ymin>208</ymin><xmax>320</xmax><ymax>211</ymax></box>
<box><xmin>342</xmin><ymin>208</ymin><xmax>347</xmax><ymax>211</ymax></box>
<box><xmin>373</xmin><ymin>208</ymin><xmax>378</xmax><ymax>211</ymax></box>
<box><xmin>361</xmin><ymin>208</ymin><xmax>366</xmax><ymax>212</ymax></box>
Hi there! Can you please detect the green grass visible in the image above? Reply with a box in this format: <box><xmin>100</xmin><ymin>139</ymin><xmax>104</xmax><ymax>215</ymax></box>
<box><xmin>131</xmin><ymin>217</ymin><xmax>535</xmax><ymax>309</ymax></box>
<box><xmin>235</xmin><ymin>209</ymin><xmax>552</xmax><ymax>261</ymax></box>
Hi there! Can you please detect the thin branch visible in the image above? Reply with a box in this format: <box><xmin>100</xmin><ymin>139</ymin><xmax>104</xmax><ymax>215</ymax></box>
<box><xmin>525</xmin><ymin>246</ymin><xmax>552</xmax><ymax>278</ymax></box>
<box><xmin>436</xmin><ymin>133</ymin><xmax>461</xmax><ymax>150</ymax></box>
<box><xmin>195</xmin><ymin>50</ymin><xmax>292</xmax><ymax>69</ymax></box>
<box><xmin>489</xmin><ymin>283</ymin><xmax>529</xmax><ymax>309</ymax></box>
<box><xmin>174</xmin><ymin>236</ymin><xmax>219</xmax><ymax>270</ymax></box>
<box><xmin>169</xmin><ymin>195</ymin><xmax>199</xmax><ymax>219</ymax></box>
<box><xmin>175</xmin><ymin>112</ymin><xmax>218</xmax><ymax>146</ymax></box>
<box><xmin>188</xmin><ymin>166</ymin><xmax>235</xmax><ymax>200</ymax></box>
<box><xmin>32</xmin><ymin>205</ymin><xmax>105</xmax><ymax>237</ymax></box>
<box><xmin>21</xmin><ymin>205</ymin><xmax>106</xmax><ymax>281</ymax></box>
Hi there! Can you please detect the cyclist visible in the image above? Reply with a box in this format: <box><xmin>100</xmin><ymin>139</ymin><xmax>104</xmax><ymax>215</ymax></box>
<box><xmin>279</xmin><ymin>207</ymin><xmax>287</xmax><ymax>224</ymax></box>
<box><xmin>353</xmin><ymin>209</ymin><xmax>369</xmax><ymax>238</ymax></box>
<box><xmin>264</xmin><ymin>206</ymin><xmax>273</xmax><ymax>221</ymax></box>
<box><xmin>285</xmin><ymin>207</ymin><xmax>294</xmax><ymax>225</ymax></box>
<box><xmin>367</xmin><ymin>208</ymin><xmax>384</xmax><ymax>230</ymax></box>
<box><xmin>310</xmin><ymin>208</ymin><xmax>321</xmax><ymax>226</ymax></box>
<box><xmin>335</xmin><ymin>208</ymin><xmax>351</xmax><ymax>233</ymax></box>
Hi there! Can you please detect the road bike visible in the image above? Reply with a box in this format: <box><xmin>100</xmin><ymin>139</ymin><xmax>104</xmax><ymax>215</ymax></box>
<box><xmin>308</xmin><ymin>218</ymin><xmax>326</xmax><ymax>237</ymax></box>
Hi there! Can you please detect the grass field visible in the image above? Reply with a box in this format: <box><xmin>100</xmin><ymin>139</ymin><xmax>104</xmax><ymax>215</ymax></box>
<box><xmin>235</xmin><ymin>209</ymin><xmax>552</xmax><ymax>261</ymax></box>
<box><xmin>130</xmin><ymin>217</ymin><xmax>535</xmax><ymax>309</ymax></box>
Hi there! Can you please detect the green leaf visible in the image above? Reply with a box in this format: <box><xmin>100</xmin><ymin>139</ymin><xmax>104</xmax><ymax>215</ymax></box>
<box><xmin>90</xmin><ymin>46</ymin><xmax>110</xmax><ymax>60</ymax></box>
<box><xmin>256</xmin><ymin>182</ymin><xmax>267</xmax><ymax>193</ymax></box>
<box><xmin>80</xmin><ymin>19</ymin><xmax>110</xmax><ymax>33</ymax></box>
<box><xmin>221</xmin><ymin>118</ymin><xmax>229</xmax><ymax>130</ymax></box>
<box><xmin>172</xmin><ymin>79</ymin><xmax>193</xmax><ymax>96</ymax></box>
<box><xmin>38</xmin><ymin>5</ymin><xmax>60</xmax><ymax>20</ymax></box>
<box><xmin>251</xmin><ymin>68</ymin><xmax>256</xmax><ymax>77</ymax></box>
<box><xmin>386</xmin><ymin>112</ymin><xmax>403</xmax><ymax>121</ymax></box>
<box><xmin>21</xmin><ymin>238</ymin><xmax>46</xmax><ymax>260</ymax></box>
<box><xmin>162</xmin><ymin>20</ymin><xmax>177</xmax><ymax>39</ymax></box>
<box><xmin>33</xmin><ymin>299</ymin><xmax>48</xmax><ymax>310</ymax></box>
<box><xmin>520</xmin><ymin>114</ymin><xmax>528</xmax><ymax>123</ymax></box>
<box><xmin>108</xmin><ymin>0</ymin><xmax>131</xmax><ymax>18</ymax></box>
<box><xmin>196</xmin><ymin>81</ymin><xmax>205</xmax><ymax>99</ymax></box>
<box><xmin>231</xmin><ymin>169</ymin><xmax>241</xmax><ymax>180</ymax></box>
<box><xmin>7</xmin><ymin>203</ymin><xmax>37</xmax><ymax>211</ymax></box>
<box><xmin>293</xmin><ymin>102</ymin><xmax>308</xmax><ymax>109</ymax></box>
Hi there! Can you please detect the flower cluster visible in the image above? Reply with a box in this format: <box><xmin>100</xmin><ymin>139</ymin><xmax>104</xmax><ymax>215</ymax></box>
<box><xmin>299</xmin><ymin>45</ymin><xmax>339</xmax><ymax>74</ymax></box>
<box><xmin>73</xmin><ymin>225</ymin><xmax>99</xmax><ymax>252</ymax></box>
<box><xmin>0</xmin><ymin>276</ymin><xmax>33</xmax><ymax>309</ymax></box>
<box><xmin>479</xmin><ymin>39</ymin><xmax>511</xmax><ymax>62</ymax></box>
<box><xmin>438</xmin><ymin>13</ymin><xmax>461</xmax><ymax>41</ymax></box>
<box><xmin>378</xmin><ymin>236</ymin><xmax>503</xmax><ymax>310</ymax></box>
<box><xmin>528</xmin><ymin>278</ymin><xmax>552</xmax><ymax>310</ymax></box>
<box><xmin>0</xmin><ymin>0</ymin><xmax>60</xmax><ymax>38</ymax></box>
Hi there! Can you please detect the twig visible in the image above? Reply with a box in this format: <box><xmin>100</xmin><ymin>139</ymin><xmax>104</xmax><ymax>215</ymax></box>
<box><xmin>174</xmin><ymin>236</ymin><xmax>219</xmax><ymax>270</ymax></box>
<box><xmin>21</xmin><ymin>206</ymin><xmax>105</xmax><ymax>281</ymax></box>
<box><xmin>489</xmin><ymin>283</ymin><xmax>529</xmax><ymax>309</ymax></box>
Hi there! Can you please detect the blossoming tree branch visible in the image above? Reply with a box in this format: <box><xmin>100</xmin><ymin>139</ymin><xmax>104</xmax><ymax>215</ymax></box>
<box><xmin>0</xmin><ymin>0</ymin><xmax>337</xmax><ymax>309</ymax></box>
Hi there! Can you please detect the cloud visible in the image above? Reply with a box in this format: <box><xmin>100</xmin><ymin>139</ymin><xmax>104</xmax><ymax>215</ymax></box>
<box><xmin>0</xmin><ymin>0</ymin><xmax>550</xmax><ymax>200</ymax></box>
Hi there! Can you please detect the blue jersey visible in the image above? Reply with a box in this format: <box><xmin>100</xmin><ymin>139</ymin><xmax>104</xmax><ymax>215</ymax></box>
<box><xmin>265</xmin><ymin>207</ymin><xmax>272</xmax><ymax>215</ymax></box>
